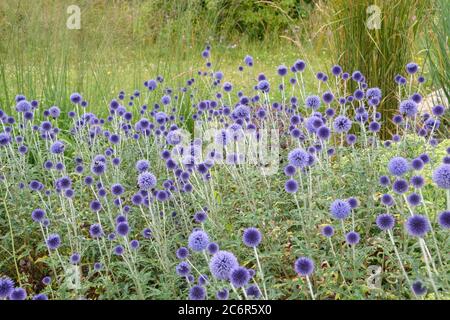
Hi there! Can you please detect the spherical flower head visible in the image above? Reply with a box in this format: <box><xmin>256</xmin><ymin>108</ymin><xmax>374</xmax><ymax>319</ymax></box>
<box><xmin>432</xmin><ymin>164</ymin><xmax>450</xmax><ymax>189</ymax></box>
<box><xmin>393</xmin><ymin>179</ymin><xmax>409</xmax><ymax>194</ymax></box>
<box><xmin>33</xmin><ymin>293</ymin><xmax>48</xmax><ymax>300</ymax></box>
<box><xmin>229</xmin><ymin>267</ymin><xmax>250</xmax><ymax>288</ymax></box>
<box><xmin>388</xmin><ymin>157</ymin><xmax>410</xmax><ymax>176</ymax></box>
<box><xmin>70</xmin><ymin>92</ymin><xmax>82</xmax><ymax>104</ymax></box>
<box><xmin>294</xmin><ymin>257</ymin><xmax>314</xmax><ymax>276</ymax></box>
<box><xmin>330</xmin><ymin>199</ymin><xmax>351</xmax><ymax>220</ymax></box>
<box><xmin>317</xmin><ymin>126</ymin><xmax>331</xmax><ymax>140</ymax></box>
<box><xmin>333</xmin><ymin>115</ymin><xmax>352</xmax><ymax>133</ymax></box>
<box><xmin>194</xmin><ymin>211</ymin><xmax>208</xmax><ymax>223</ymax></box>
<box><xmin>50</xmin><ymin>140</ymin><xmax>65</xmax><ymax>154</ymax></box>
<box><xmin>284</xmin><ymin>165</ymin><xmax>296</xmax><ymax>176</ymax></box>
<box><xmin>46</xmin><ymin>233</ymin><xmax>61</xmax><ymax>250</ymax></box>
<box><xmin>42</xmin><ymin>276</ymin><xmax>51</xmax><ymax>285</ymax></box>
<box><xmin>0</xmin><ymin>132</ymin><xmax>11</xmax><ymax>147</ymax></box>
<box><xmin>412</xmin><ymin>280</ymin><xmax>427</xmax><ymax>296</ymax></box>
<box><xmin>366</xmin><ymin>87</ymin><xmax>382</xmax><ymax>100</ymax></box>
<box><xmin>432</xmin><ymin>105</ymin><xmax>445</xmax><ymax>116</ymax></box>
<box><xmin>70</xmin><ymin>252</ymin><xmax>81</xmax><ymax>265</ymax></box>
<box><xmin>406</xmin><ymin>62</ymin><xmax>418</xmax><ymax>74</ymax></box>
<box><xmin>321</xmin><ymin>225</ymin><xmax>334</xmax><ymax>237</ymax></box>
<box><xmin>0</xmin><ymin>277</ymin><xmax>14</xmax><ymax>298</ymax></box>
<box><xmin>305</xmin><ymin>95</ymin><xmax>321</xmax><ymax>110</ymax></box>
<box><xmin>176</xmin><ymin>247</ymin><xmax>189</xmax><ymax>259</ymax></box>
<box><xmin>111</xmin><ymin>183</ymin><xmax>124</xmax><ymax>196</ymax></box>
<box><xmin>209</xmin><ymin>250</ymin><xmax>238</xmax><ymax>280</ymax></box>
<box><xmin>176</xmin><ymin>261</ymin><xmax>191</xmax><ymax>277</ymax></box>
<box><xmin>406</xmin><ymin>192</ymin><xmax>421</xmax><ymax>206</ymax></box>
<box><xmin>285</xmin><ymin>179</ymin><xmax>298</xmax><ymax>193</ymax></box>
<box><xmin>410</xmin><ymin>175</ymin><xmax>425</xmax><ymax>189</ymax></box>
<box><xmin>116</xmin><ymin>222</ymin><xmax>130</xmax><ymax>237</ymax></box>
<box><xmin>331</xmin><ymin>64</ymin><xmax>342</xmax><ymax>76</ymax></box>
<box><xmin>257</xmin><ymin>80</ymin><xmax>270</xmax><ymax>93</ymax></box>
<box><xmin>288</xmin><ymin>148</ymin><xmax>309</xmax><ymax>168</ymax></box>
<box><xmin>113</xmin><ymin>245</ymin><xmax>124</xmax><ymax>255</ymax></box>
<box><xmin>31</xmin><ymin>208</ymin><xmax>46</xmax><ymax>222</ymax></box>
<box><xmin>244</xmin><ymin>55</ymin><xmax>254</xmax><ymax>67</ymax></box>
<box><xmin>435</xmin><ymin>210</ymin><xmax>450</xmax><ymax>230</ymax></box>
<box><xmin>376</xmin><ymin>214</ymin><xmax>395</xmax><ymax>231</ymax></box>
<box><xmin>188</xmin><ymin>230</ymin><xmax>209</xmax><ymax>252</ymax></box>
<box><xmin>294</xmin><ymin>59</ymin><xmax>306</xmax><ymax>72</ymax></box>
<box><xmin>345</xmin><ymin>231</ymin><xmax>360</xmax><ymax>245</ymax></box>
<box><xmin>406</xmin><ymin>215</ymin><xmax>430</xmax><ymax>237</ymax></box>
<box><xmin>347</xmin><ymin>197</ymin><xmax>358</xmax><ymax>209</ymax></box>
<box><xmin>216</xmin><ymin>288</ymin><xmax>229</xmax><ymax>300</ymax></box>
<box><xmin>9</xmin><ymin>287</ymin><xmax>27</xmax><ymax>300</ymax></box>
<box><xmin>189</xmin><ymin>285</ymin><xmax>206</xmax><ymax>300</ymax></box>
<box><xmin>411</xmin><ymin>158</ymin><xmax>424</xmax><ymax>171</ymax></box>
<box><xmin>277</xmin><ymin>65</ymin><xmax>288</xmax><ymax>76</ymax></box>
<box><xmin>89</xmin><ymin>223</ymin><xmax>103</xmax><ymax>238</ymax></box>
<box><xmin>207</xmin><ymin>242</ymin><xmax>219</xmax><ymax>255</ymax></box>
<box><xmin>399</xmin><ymin>99</ymin><xmax>418</xmax><ymax>117</ymax></box>
<box><xmin>242</xmin><ymin>227</ymin><xmax>262</xmax><ymax>247</ymax></box>
<box><xmin>322</xmin><ymin>91</ymin><xmax>334</xmax><ymax>104</ymax></box>
<box><xmin>138</xmin><ymin>171</ymin><xmax>157</xmax><ymax>190</ymax></box>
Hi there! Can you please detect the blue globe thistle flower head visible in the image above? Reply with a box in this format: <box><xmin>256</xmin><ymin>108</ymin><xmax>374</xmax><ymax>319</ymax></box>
<box><xmin>0</xmin><ymin>132</ymin><xmax>12</xmax><ymax>147</ymax></box>
<box><xmin>42</xmin><ymin>276</ymin><xmax>51</xmax><ymax>285</ymax></box>
<box><xmin>321</xmin><ymin>225</ymin><xmax>334</xmax><ymax>237</ymax></box>
<box><xmin>31</xmin><ymin>208</ymin><xmax>46</xmax><ymax>223</ymax></box>
<box><xmin>330</xmin><ymin>199</ymin><xmax>351</xmax><ymax>220</ymax></box>
<box><xmin>138</xmin><ymin>171</ymin><xmax>157</xmax><ymax>190</ymax></box>
<box><xmin>388</xmin><ymin>157</ymin><xmax>409</xmax><ymax>176</ymax></box>
<box><xmin>333</xmin><ymin>115</ymin><xmax>352</xmax><ymax>133</ymax></box>
<box><xmin>376</xmin><ymin>214</ymin><xmax>395</xmax><ymax>231</ymax></box>
<box><xmin>294</xmin><ymin>59</ymin><xmax>306</xmax><ymax>72</ymax></box>
<box><xmin>16</xmin><ymin>100</ymin><xmax>32</xmax><ymax>113</ymax></box>
<box><xmin>216</xmin><ymin>288</ymin><xmax>229</xmax><ymax>300</ymax></box>
<box><xmin>9</xmin><ymin>287</ymin><xmax>27</xmax><ymax>300</ymax></box>
<box><xmin>116</xmin><ymin>222</ymin><xmax>130</xmax><ymax>237</ymax></box>
<box><xmin>0</xmin><ymin>276</ymin><xmax>14</xmax><ymax>298</ymax></box>
<box><xmin>33</xmin><ymin>293</ymin><xmax>48</xmax><ymax>300</ymax></box>
<box><xmin>70</xmin><ymin>252</ymin><xmax>81</xmax><ymax>265</ymax></box>
<box><xmin>411</xmin><ymin>158</ymin><xmax>424</xmax><ymax>171</ymax></box>
<box><xmin>50</xmin><ymin>140</ymin><xmax>65</xmax><ymax>154</ymax></box>
<box><xmin>288</xmin><ymin>148</ymin><xmax>309</xmax><ymax>168</ymax></box>
<box><xmin>285</xmin><ymin>179</ymin><xmax>298</xmax><ymax>193</ymax></box>
<box><xmin>46</xmin><ymin>233</ymin><xmax>61</xmax><ymax>250</ymax></box>
<box><xmin>229</xmin><ymin>267</ymin><xmax>250</xmax><ymax>288</ymax></box>
<box><xmin>198</xmin><ymin>274</ymin><xmax>208</xmax><ymax>286</ymax></box>
<box><xmin>111</xmin><ymin>183</ymin><xmax>124</xmax><ymax>196</ymax></box>
<box><xmin>89</xmin><ymin>223</ymin><xmax>103</xmax><ymax>238</ymax></box>
<box><xmin>406</xmin><ymin>215</ymin><xmax>430</xmax><ymax>237</ymax></box>
<box><xmin>438</xmin><ymin>211</ymin><xmax>450</xmax><ymax>229</ymax></box>
<box><xmin>379</xmin><ymin>175</ymin><xmax>391</xmax><ymax>187</ymax></box>
<box><xmin>431</xmin><ymin>105</ymin><xmax>445</xmax><ymax>116</ymax></box>
<box><xmin>242</xmin><ymin>227</ymin><xmax>262</xmax><ymax>247</ymax></box>
<box><xmin>368</xmin><ymin>121</ymin><xmax>380</xmax><ymax>132</ymax></box>
<box><xmin>405</xmin><ymin>62</ymin><xmax>419</xmax><ymax>74</ymax></box>
<box><xmin>113</xmin><ymin>245</ymin><xmax>124</xmax><ymax>255</ymax></box>
<box><xmin>411</xmin><ymin>280</ymin><xmax>427</xmax><ymax>296</ymax></box>
<box><xmin>393</xmin><ymin>179</ymin><xmax>409</xmax><ymax>194</ymax></box>
<box><xmin>176</xmin><ymin>261</ymin><xmax>191</xmax><ymax>277</ymax></box>
<box><xmin>277</xmin><ymin>65</ymin><xmax>288</xmax><ymax>76</ymax></box>
<box><xmin>188</xmin><ymin>230</ymin><xmax>209</xmax><ymax>252</ymax></box>
<box><xmin>399</xmin><ymin>99</ymin><xmax>418</xmax><ymax>117</ymax></box>
<box><xmin>176</xmin><ymin>247</ymin><xmax>189</xmax><ymax>259</ymax></box>
<box><xmin>331</xmin><ymin>65</ymin><xmax>342</xmax><ymax>76</ymax></box>
<box><xmin>189</xmin><ymin>285</ymin><xmax>206</xmax><ymax>300</ymax></box>
<box><xmin>207</xmin><ymin>242</ymin><xmax>219</xmax><ymax>255</ymax></box>
<box><xmin>244</xmin><ymin>55</ymin><xmax>253</xmax><ymax>67</ymax></box>
<box><xmin>246</xmin><ymin>285</ymin><xmax>261</xmax><ymax>299</ymax></box>
<box><xmin>257</xmin><ymin>80</ymin><xmax>270</xmax><ymax>93</ymax></box>
<box><xmin>322</xmin><ymin>91</ymin><xmax>334</xmax><ymax>104</ymax></box>
<box><xmin>410</xmin><ymin>175</ymin><xmax>425</xmax><ymax>189</ymax></box>
<box><xmin>346</xmin><ymin>133</ymin><xmax>356</xmax><ymax>145</ymax></box>
<box><xmin>432</xmin><ymin>164</ymin><xmax>450</xmax><ymax>189</ymax></box>
<box><xmin>130</xmin><ymin>239</ymin><xmax>140</xmax><ymax>250</ymax></box>
<box><xmin>294</xmin><ymin>257</ymin><xmax>314</xmax><ymax>277</ymax></box>
<box><xmin>406</xmin><ymin>192</ymin><xmax>422</xmax><ymax>206</ymax></box>
<box><xmin>194</xmin><ymin>211</ymin><xmax>208</xmax><ymax>223</ymax></box>
<box><xmin>305</xmin><ymin>95</ymin><xmax>321</xmax><ymax>110</ymax></box>
<box><xmin>284</xmin><ymin>165</ymin><xmax>296</xmax><ymax>176</ymax></box>
<box><xmin>345</xmin><ymin>231</ymin><xmax>360</xmax><ymax>245</ymax></box>
<box><xmin>209</xmin><ymin>250</ymin><xmax>238</xmax><ymax>280</ymax></box>
<box><xmin>70</xmin><ymin>92</ymin><xmax>82</xmax><ymax>104</ymax></box>
<box><xmin>316</xmin><ymin>126</ymin><xmax>331</xmax><ymax>140</ymax></box>
<box><xmin>49</xmin><ymin>106</ymin><xmax>61</xmax><ymax>118</ymax></box>
<box><xmin>366</xmin><ymin>87</ymin><xmax>382</xmax><ymax>100</ymax></box>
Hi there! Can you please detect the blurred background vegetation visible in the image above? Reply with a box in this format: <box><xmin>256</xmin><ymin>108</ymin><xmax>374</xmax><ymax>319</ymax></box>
<box><xmin>0</xmin><ymin>0</ymin><xmax>448</xmax><ymax>134</ymax></box>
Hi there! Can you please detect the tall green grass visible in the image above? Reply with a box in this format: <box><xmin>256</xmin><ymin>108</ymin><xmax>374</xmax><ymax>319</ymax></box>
<box><xmin>325</xmin><ymin>0</ymin><xmax>428</xmax><ymax>139</ymax></box>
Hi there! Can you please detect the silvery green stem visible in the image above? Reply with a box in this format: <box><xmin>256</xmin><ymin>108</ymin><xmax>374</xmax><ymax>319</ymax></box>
<box><xmin>387</xmin><ymin>229</ymin><xmax>415</xmax><ymax>297</ymax></box>
<box><xmin>254</xmin><ymin>246</ymin><xmax>268</xmax><ymax>300</ymax></box>
<box><xmin>230</xmin><ymin>283</ymin><xmax>242</xmax><ymax>300</ymax></box>
<box><xmin>419</xmin><ymin>238</ymin><xmax>439</xmax><ymax>298</ymax></box>
<box><xmin>306</xmin><ymin>275</ymin><xmax>315</xmax><ymax>300</ymax></box>
<box><xmin>328</xmin><ymin>237</ymin><xmax>347</xmax><ymax>285</ymax></box>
